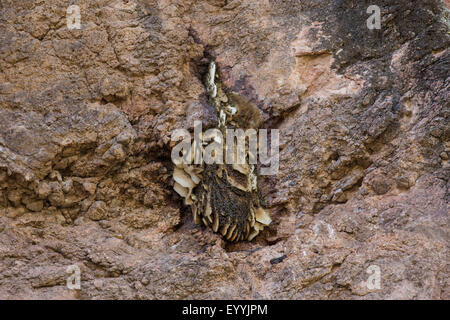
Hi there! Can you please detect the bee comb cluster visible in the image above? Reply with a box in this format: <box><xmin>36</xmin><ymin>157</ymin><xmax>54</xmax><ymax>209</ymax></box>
<box><xmin>172</xmin><ymin>61</ymin><xmax>271</xmax><ymax>242</ymax></box>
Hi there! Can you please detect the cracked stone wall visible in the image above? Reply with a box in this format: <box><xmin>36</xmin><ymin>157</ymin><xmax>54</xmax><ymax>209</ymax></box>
<box><xmin>0</xmin><ymin>0</ymin><xmax>448</xmax><ymax>299</ymax></box>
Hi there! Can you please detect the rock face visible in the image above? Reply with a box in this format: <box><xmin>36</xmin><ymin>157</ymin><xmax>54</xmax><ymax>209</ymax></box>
<box><xmin>0</xmin><ymin>0</ymin><xmax>448</xmax><ymax>299</ymax></box>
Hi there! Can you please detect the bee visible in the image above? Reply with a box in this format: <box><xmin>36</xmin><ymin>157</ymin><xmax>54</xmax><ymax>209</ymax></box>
<box><xmin>172</xmin><ymin>61</ymin><xmax>271</xmax><ymax>242</ymax></box>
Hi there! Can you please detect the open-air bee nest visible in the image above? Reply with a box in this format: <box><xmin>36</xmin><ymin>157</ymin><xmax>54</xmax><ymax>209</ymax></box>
<box><xmin>172</xmin><ymin>61</ymin><xmax>271</xmax><ymax>242</ymax></box>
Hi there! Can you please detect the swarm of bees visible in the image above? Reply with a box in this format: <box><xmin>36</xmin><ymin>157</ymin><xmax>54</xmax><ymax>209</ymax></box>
<box><xmin>172</xmin><ymin>61</ymin><xmax>271</xmax><ymax>242</ymax></box>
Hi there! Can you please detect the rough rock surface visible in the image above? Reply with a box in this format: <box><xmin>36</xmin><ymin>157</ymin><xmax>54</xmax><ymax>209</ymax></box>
<box><xmin>0</xmin><ymin>0</ymin><xmax>448</xmax><ymax>299</ymax></box>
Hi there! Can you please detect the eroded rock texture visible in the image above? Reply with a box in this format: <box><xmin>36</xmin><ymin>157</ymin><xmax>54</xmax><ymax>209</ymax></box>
<box><xmin>0</xmin><ymin>0</ymin><xmax>448</xmax><ymax>299</ymax></box>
